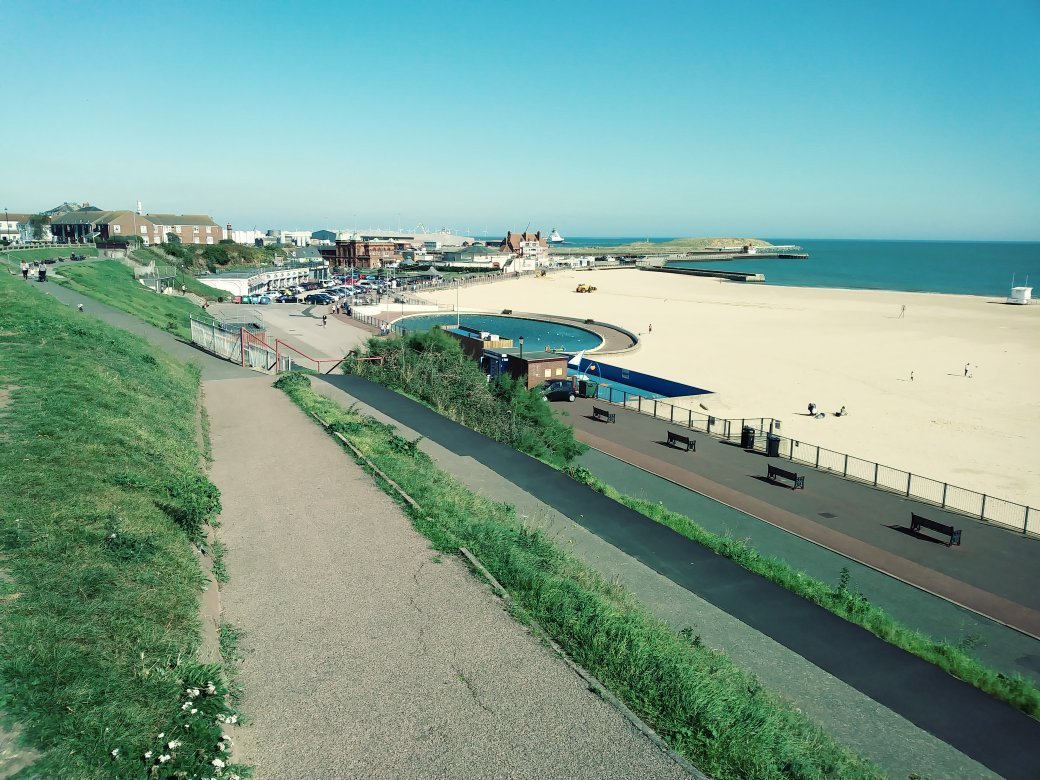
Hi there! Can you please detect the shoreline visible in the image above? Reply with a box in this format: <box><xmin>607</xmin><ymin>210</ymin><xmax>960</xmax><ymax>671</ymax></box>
<box><xmin>424</xmin><ymin>269</ymin><xmax>1040</xmax><ymax>509</ymax></box>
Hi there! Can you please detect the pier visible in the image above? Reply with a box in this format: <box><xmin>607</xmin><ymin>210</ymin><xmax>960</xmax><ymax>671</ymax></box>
<box><xmin>641</xmin><ymin>265</ymin><xmax>765</xmax><ymax>283</ymax></box>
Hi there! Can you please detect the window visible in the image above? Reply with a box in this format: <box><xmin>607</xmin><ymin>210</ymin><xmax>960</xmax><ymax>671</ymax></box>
<box><xmin>140</xmin><ymin>225</ymin><xmax>148</xmax><ymax>235</ymax></box>
<box><xmin>206</xmin><ymin>226</ymin><xmax>212</xmax><ymax>234</ymax></box>
<box><xmin>206</xmin><ymin>237</ymin><xmax>214</xmax><ymax>245</ymax></box>
<box><xmin>193</xmin><ymin>226</ymin><xmax>200</xmax><ymax>234</ymax></box>
<box><xmin>176</xmin><ymin>225</ymin><xmax>183</xmax><ymax>232</ymax></box>
<box><xmin>544</xmin><ymin>369</ymin><xmax>551</xmax><ymax>378</ymax></box>
<box><xmin>112</xmin><ymin>224</ymin><xmax>121</xmax><ymax>234</ymax></box>
<box><xmin>194</xmin><ymin>237</ymin><xmax>200</xmax><ymax>244</ymax></box>
<box><xmin>621</xmin><ymin>369</ymin><xmax>630</xmax><ymax>380</ymax></box>
<box><xmin>555</xmin><ymin>367</ymin><xmax>563</xmax><ymax>376</ymax></box>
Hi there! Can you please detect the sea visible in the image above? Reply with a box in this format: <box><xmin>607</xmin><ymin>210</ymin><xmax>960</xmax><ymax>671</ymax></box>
<box><xmin>551</xmin><ymin>238</ymin><xmax>1040</xmax><ymax>298</ymax></box>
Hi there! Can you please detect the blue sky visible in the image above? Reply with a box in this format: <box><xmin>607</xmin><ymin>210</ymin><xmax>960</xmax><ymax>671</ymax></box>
<box><xmin>3</xmin><ymin>0</ymin><xmax>1038</xmax><ymax>239</ymax></box>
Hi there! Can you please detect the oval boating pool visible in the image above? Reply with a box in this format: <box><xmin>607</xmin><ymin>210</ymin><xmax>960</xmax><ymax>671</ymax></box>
<box><xmin>397</xmin><ymin>314</ymin><xmax>602</xmax><ymax>353</ymax></box>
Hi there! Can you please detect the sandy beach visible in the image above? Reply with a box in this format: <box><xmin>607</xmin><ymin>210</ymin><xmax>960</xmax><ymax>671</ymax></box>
<box><xmin>424</xmin><ymin>269</ymin><xmax>1040</xmax><ymax>510</ymax></box>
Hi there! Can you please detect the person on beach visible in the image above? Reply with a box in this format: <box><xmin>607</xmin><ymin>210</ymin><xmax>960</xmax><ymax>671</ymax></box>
<box><xmin>964</xmin><ymin>363</ymin><xmax>969</xmax><ymax>377</ymax></box>
<box><xmin>838</xmin><ymin>405</ymin><xmax>846</xmax><ymax>417</ymax></box>
<box><xmin>808</xmin><ymin>402</ymin><xmax>816</xmax><ymax>416</ymax></box>
<box><xmin>899</xmin><ymin>304</ymin><xmax>906</xmax><ymax>318</ymax></box>
<box><xmin>21</xmin><ymin>261</ymin><xmax>29</xmax><ymax>280</ymax></box>
<box><xmin>910</xmin><ymin>371</ymin><xmax>914</xmax><ymax>382</ymax></box>
<box><xmin>649</xmin><ymin>323</ymin><xmax>653</xmax><ymax>333</ymax></box>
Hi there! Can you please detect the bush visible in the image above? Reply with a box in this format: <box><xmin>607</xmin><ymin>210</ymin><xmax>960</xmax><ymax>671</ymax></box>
<box><xmin>342</xmin><ymin>329</ymin><xmax>585</xmax><ymax>466</ymax></box>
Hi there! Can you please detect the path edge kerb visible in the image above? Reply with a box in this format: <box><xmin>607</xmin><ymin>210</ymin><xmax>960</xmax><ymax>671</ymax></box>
<box><xmin>305</xmin><ymin>407</ymin><xmax>707</xmax><ymax>780</ymax></box>
<box><xmin>581</xmin><ymin>437</ymin><xmax>1040</xmax><ymax>644</ymax></box>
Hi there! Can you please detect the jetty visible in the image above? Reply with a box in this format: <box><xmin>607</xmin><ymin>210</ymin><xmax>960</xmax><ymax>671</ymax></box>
<box><xmin>641</xmin><ymin>265</ymin><xmax>765</xmax><ymax>283</ymax></box>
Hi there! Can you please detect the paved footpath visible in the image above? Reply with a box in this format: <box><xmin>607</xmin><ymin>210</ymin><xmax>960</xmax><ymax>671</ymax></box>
<box><xmin>207</xmin><ymin>376</ymin><xmax>692</xmax><ymax>780</ymax></box>
<box><xmin>317</xmin><ymin>374</ymin><xmax>1040</xmax><ymax>780</ymax></box>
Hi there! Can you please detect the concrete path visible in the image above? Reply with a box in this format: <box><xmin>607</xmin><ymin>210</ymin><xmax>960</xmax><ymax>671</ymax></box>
<box><xmin>317</xmin><ymin>374</ymin><xmax>1040</xmax><ymax>780</ymax></box>
<box><xmin>206</xmin><ymin>376</ymin><xmax>691</xmax><ymax>779</ymax></box>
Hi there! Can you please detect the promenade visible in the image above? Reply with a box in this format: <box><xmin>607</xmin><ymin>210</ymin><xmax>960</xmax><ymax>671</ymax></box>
<box><xmin>317</xmin><ymin>374</ymin><xmax>1040</xmax><ymax>780</ymax></box>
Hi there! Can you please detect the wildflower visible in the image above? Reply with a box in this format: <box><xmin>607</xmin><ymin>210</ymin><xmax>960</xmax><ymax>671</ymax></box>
<box><xmin>217</xmin><ymin>742</ymin><xmax>226</xmax><ymax>751</ymax></box>
<box><xmin>215</xmin><ymin>714</ymin><xmax>225</xmax><ymax>723</ymax></box>
<box><xmin>190</xmin><ymin>708</ymin><xmax>198</xmax><ymax>715</ymax></box>
<box><xmin>158</xmin><ymin>754</ymin><xmax>171</xmax><ymax>763</ymax></box>
<box><xmin>181</xmin><ymin>702</ymin><xmax>191</xmax><ymax>710</ymax></box>
<box><xmin>157</xmin><ymin>733</ymin><xmax>164</xmax><ymax>739</ymax></box>
<box><xmin>221</xmin><ymin>734</ymin><xmax>232</xmax><ymax>742</ymax></box>
<box><xmin>205</xmin><ymin>681</ymin><xmax>217</xmax><ymax>695</ymax></box>
<box><xmin>167</xmin><ymin>740</ymin><xmax>180</xmax><ymax>749</ymax></box>
<box><xmin>144</xmin><ymin>751</ymin><xmax>153</xmax><ymax>759</ymax></box>
<box><xmin>183</xmin><ymin>724</ymin><xmax>190</xmax><ymax>730</ymax></box>
<box><xmin>110</xmin><ymin>748</ymin><xmax>119</xmax><ymax>757</ymax></box>
<box><xmin>228</xmin><ymin>714</ymin><xmax>238</xmax><ymax>724</ymax></box>
<box><xmin>212</xmin><ymin>757</ymin><xmax>226</xmax><ymax>768</ymax></box>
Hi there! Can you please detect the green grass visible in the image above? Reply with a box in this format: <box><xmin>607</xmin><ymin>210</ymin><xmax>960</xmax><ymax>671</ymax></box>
<box><xmin>0</xmin><ymin>273</ymin><xmax>247</xmax><ymax>778</ymax></box>
<box><xmin>276</xmin><ymin>372</ymin><xmax>884</xmax><ymax>780</ymax></box>
<box><xmin>127</xmin><ymin>248</ymin><xmax>226</xmax><ymax>300</ymax></box>
<box><xmin>567</xmin><ymin>466</ymin><xmax>1040</xmax><ymax>721</ymax></box>
<box><xmin>54</xmin><ymin>259</ymin><xmax>201</xmax><ymax>339</ymax></box>
<box><xmin>1</xmin><ymin>245</ymin><xmax>98</xmax><ymax>263</ymax></box>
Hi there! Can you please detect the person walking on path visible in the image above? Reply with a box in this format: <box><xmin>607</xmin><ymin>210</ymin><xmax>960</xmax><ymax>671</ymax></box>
<box><xmin>649</xmin><ymin>323</ymin><xmax>653</xmax><ymax>333</ymax></box>
<box><xmin>322</xmin><ymin>314</ymin><xmax>328</xmax><ymax>328</ymax></box>
<box><xmin>807</xmin><ymin>402</ymin><xmax>816</xmax><ymax>416</ymax></box>
<box><xmin>181</xmin><ymin>284</ymin><xmax>187</xmax><ymax>295</ymax></box>
<box><xmin>910</xmin><ymin>371</ymin><xmax>914</xmax><ymax>382</ymax></box>
<box><xmin>37</xmin><ymin>264</ymin><xmax>47</xmax><ymax>283</ymax></box>
<box><xmin>20</xmin><ymin>261</ymin><xmax>29</xmax><ymax>280</ymax></box>
<box><xmin>964</xmin><ymin>363</ymin><xmax>970</xmax><ymax>377</ymax></box>
<box><xmin>899</xmin><ymin>304</ymin><xmax>906</xmax><ymax>318</ymax></box>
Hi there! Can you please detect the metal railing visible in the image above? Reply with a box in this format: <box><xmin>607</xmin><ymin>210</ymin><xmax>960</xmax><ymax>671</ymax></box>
<box><xmin>592</xmin><ymin>388</ymin><xmax>1038</xmax><ymax>537</ymax></box>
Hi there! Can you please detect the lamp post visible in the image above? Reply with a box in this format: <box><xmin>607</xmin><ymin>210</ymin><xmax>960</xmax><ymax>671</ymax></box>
<box><xmin>3</xmin><ymin>207</ymin><xmax>8</xmax><ymax>246</ymax></box>
<box><xmin>518</xmin><ymin>335</ymin><xmax>524</xmax><ymax>360</ymax></box>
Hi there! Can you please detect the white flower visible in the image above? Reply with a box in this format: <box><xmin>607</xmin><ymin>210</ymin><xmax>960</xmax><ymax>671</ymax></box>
<box><xmin>110</xmin><ymin>748</ymin><xmax>119</xmax><ymax>757</ymax></box>
<box><xmin>158</xmin><ymin>754</ymin><xmax>171</xmax><ymax>763</ymax></box>
<box><xmin>212</xmin><ymin>757</ymin><xmax>226</xmax><ymax>768</ymax></box>
<box><xmin>167</xmin><ymin>740</ymin><xmax>180</xmax><ymax>749</ymax></box>
<box><xmin>221</xmin><ymin>734</ymin><xmax>232</xmax><ymax>742</ymax></box>
<box><xmin>181</xmin><ymin>702</ymin><xmax>191</xmax><ymax>710</ymax></box>
<box><xmin>157</xmin><ymin>733</ymin><xmax>164</xmax><ymax>739</ymax></box>
<box><xmin>215</xmin><ymin>714</ymin><xmax>225</xmax><ymax>723</ymax></box>
<box><xmin>144</xmin><ymin>751</ymin><xmax>153</xmax><ymax>759</ymax></box>
<box><xmin>190</xmin><ymin>708</ymin><xmax>198</xmax><ymax>715</ymax></box>
<box><xmin>228</xmin><ymin>714</ymin><xmax>238</xmax><ymax>724</ymax></box>
<box><xmin>205</xmin><ymin>681</ymin><xmax>216</xmax><ymax>695</ymax></box>
<box><xmin>183</xmin><ymin>724</ymin><xmax>190</xmax><ymax>730</ymax></box>
<box><xmin>217</xmin><ymin>742</ymin><xmax>225</xmax><ymax>752</ymax></box>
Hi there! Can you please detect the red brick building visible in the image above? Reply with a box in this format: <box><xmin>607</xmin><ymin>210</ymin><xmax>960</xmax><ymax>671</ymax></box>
<box><xmin>320</xmin><ymin>238</ymin><xmax>398</xmax><ymax>269</ymax></box>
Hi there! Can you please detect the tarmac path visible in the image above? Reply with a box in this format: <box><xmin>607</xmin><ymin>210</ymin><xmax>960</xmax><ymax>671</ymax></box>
<box><xmin>206</xmin><ymin>376</ymin><xmax>693</xmax><ymax>779</ymax></box>
<box><xmin>318</xmin><ymin>374</ymin><xmax>1040</xmax><ymax>780</ymax></box>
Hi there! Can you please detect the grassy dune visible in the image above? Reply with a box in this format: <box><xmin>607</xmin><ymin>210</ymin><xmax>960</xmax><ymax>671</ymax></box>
<box><xmin>0</xmin><ymin>274</ymin><xmax>245</xmax><ymax>777</ymax></box>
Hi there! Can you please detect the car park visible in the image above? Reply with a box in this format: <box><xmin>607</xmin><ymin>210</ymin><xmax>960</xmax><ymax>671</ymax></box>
<box><xmin>541</xmin><ymin>379</ymin><xmax>577</xmax><ymax>402</ymax></box>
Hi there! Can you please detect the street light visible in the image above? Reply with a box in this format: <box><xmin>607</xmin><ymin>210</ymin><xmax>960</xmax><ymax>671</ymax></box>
<box><xmin>519</xmin><ymin>335</ymin><xmax>524</xmax><ymax>360</ymax></box>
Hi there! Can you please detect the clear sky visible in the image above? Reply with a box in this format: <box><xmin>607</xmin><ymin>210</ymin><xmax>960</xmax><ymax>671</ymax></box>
<box><xmin>3</xmin><ymin>0</ymin><xmax>1038</xmax><ymax>239</ymax></box>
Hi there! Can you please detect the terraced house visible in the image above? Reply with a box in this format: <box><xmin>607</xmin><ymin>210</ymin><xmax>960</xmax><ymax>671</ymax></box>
<box><xmin>50</xmin><ymin>208</ymin><xmax>224</xmax><ymax>245</ymax></box>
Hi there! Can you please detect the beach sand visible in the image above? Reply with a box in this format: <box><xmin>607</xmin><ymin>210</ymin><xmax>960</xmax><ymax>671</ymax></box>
<box><xmin>425</xmin><ymin>269</ymin><xmax>1040</xmax><ymax>510</ymax></box>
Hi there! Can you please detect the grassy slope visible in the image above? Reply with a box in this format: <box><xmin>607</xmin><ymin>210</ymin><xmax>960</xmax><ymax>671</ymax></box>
<box><xmin>1</xmin><ymin>246</ymin><xmax>98</xmax><ymax>262</ymax></box>
<box><xmin>129</xmin><ymin>248</ymin><xmax>227</xmax><ymax>300</ymax></box>
<box><xmin>0</xmin><ymin>274</ymin><xmax>244</xmax><ymax>778</ymax></box>
<box><xmin>277</xmin><ymin>373</ymin><xmax>883</xmax><ymax>780</ymax></box>
<box><xmin>55</xmin><ymin>259</ymin><xmax>200</xmax><ymax>340</ymax></box>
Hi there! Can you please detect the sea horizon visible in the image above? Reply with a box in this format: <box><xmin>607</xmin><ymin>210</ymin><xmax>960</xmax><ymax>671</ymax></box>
<box><xmin>528</xmin><ymin>237</ymin><xmax>1040</xmax><ymax>298</ymax></box>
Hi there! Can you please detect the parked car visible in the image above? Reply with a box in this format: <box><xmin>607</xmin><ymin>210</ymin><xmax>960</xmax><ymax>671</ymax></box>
<box><xmin>275</xmin><ymin>294</ymin><xmax>300</xmax><ymax>303</ymax></box>
<box><xmin>304</xmin><ymin>293</ymin><xmax>335</xmax><ymax>305</ymax></box>
<box><xmin>541</xmin><ymin>379</ymin><xmax>576</xmax><ymax>402</ymax></box>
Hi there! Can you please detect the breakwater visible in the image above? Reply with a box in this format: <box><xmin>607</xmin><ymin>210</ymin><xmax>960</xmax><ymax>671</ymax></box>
<box><xmin>641</xmin><ymin>265</ymin><xmax>765</xmax><ymax>283</ymax></box>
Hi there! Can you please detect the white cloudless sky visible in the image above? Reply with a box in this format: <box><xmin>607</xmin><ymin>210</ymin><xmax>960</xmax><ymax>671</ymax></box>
<box><xmin>3</xmin><ymin>0</ymin><xmax>1038</xmax><ymax>239</ymax></box>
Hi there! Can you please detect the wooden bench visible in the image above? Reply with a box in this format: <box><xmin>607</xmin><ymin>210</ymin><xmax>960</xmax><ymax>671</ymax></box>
<box><xmin>767</xmin><ymin>464</ymin><xmax>804</xmax><ymax>490</ymax></box>
<box><xmin>666</xmin><ymin>430</ymin><xmax>695</xmax><ymax>452</ymax></box>
<box><xmin>910</xmin><ymin>513</ymin><xmax>962</xmax><ymax>547</ymax></box>
<box><xmin>592</xmin><ymin>406</ymin><xmax>616</xmax><ymax>424</ymax></box>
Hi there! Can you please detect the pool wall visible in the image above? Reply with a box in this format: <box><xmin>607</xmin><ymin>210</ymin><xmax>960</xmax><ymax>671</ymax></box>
<box><xmin>573</xmin><ymin>357</ymin><xmax>710</xmax><ymax>397</ymax></box>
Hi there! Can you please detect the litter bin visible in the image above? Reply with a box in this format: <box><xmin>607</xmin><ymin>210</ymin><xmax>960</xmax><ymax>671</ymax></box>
<box><xmin>578</xmin><ymin>380</ymin><xmax>600</xmax><ymax>398</ymax></box>
<box><xmin>741</xmin><ymin>425</ymin><xmax>756</xmax><ymax>449</ymax></box>
<box><xmin>766</xmin><ymin>433</ymin><xmax>781</xmax><ymax>458</ymax></box>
